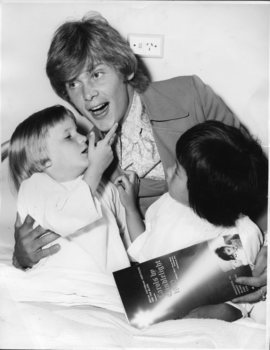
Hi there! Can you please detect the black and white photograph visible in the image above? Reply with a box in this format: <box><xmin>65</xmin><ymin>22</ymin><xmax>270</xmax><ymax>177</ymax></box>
<box><xmin>0</xmin><ymin>1</ymin><xmax>268</xmax><ymax>348</ymax></box>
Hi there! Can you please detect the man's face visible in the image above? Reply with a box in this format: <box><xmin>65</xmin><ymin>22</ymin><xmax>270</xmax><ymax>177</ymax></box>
<box><xmin>65</xmin><ymin>63</ymin><xmax>133</xmax><ymax>132</ymax></box>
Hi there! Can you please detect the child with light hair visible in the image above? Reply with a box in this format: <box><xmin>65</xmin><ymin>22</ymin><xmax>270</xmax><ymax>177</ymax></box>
<box><xmin>9</xmin><ymin>105</ymin><xmax>133</xmax><ymax>273</ymax></box>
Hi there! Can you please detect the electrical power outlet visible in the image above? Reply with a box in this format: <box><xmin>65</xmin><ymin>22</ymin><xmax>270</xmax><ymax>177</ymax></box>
<box><xmin>128</xmin><ymin>34</ymin><xmax>164</xmax><ymax>58</ymax></box>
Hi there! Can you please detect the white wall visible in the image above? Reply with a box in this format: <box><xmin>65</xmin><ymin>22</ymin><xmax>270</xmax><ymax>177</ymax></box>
<box><xmin>2</xmin><ymin>1</ymin><xmax>269</xmax><ymax>151</ymax></box>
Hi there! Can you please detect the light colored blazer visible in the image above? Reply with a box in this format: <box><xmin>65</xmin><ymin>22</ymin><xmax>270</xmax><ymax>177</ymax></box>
<box><xmin>136</xmin><ymin>75</ymin><xmax>240</xmax><ymax>214</ymax></box>
<box><xmin>141</xmin><ymin>75</ymin><xmax>240</xmax><ymax>173</ymax></box>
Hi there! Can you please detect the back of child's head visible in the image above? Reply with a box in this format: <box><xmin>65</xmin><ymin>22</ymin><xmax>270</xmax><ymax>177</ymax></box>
<box><xmin>176</xmin><ymin>120</ymin><xmax>268</xmax><ymax>227</ymax></box>
<box><xmin>9</xmin><ymin>105</ymin><xmax>75</xmax><ymax>191</ymax></box>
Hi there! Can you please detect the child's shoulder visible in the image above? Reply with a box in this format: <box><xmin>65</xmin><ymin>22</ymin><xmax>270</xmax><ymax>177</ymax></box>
<box><xmin>146</xmin><ymin>192</ymin><xmax>189</xmax><ymax>219</ymax></box>
<box><xmin>236</xmin><ymin>215</ymin><xmax>262</xmax><ymax>237</ymax></box>
<box><xmin>235</xmin><ymin>215</ymin><xmax>264</xmax><ymax>254</ymax></box>
<box><xmin>146</xmin><ymin>192</ymin><xmax>169</xmax><ymax>212</ymax></box>
<box><xmin>19</xmin><ymin>173</ymin><xmax>61</xmax><ymax>196</ymax></box>
<box><xmin>20</xmin><ymin>173</ymin><xmax>51</xmax><ymax>189</ymax></box>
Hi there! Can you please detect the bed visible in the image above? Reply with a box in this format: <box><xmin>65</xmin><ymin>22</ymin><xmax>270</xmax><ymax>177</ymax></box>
<box><xmin>0</xmin><ymin>142</ymin><xmax>267</xmax><ymax>349</ymax></box>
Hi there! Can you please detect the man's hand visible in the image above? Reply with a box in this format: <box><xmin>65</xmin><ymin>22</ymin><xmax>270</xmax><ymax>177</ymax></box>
<box><xmin>232</xmin><ymin>246</ymin><xmax>267</xmax><ymax>303</ymax></box>
<box><xmin>13</xmin><ymin>213</ymin><xmax>60</xmax><ymax>269</ymax></box>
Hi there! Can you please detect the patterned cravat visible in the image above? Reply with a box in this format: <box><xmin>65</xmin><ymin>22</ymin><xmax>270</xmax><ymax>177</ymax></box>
<box><xmin>115</xmin><ymin>91</ymin><xmax>165</xmax><ymax>180</ymax></box>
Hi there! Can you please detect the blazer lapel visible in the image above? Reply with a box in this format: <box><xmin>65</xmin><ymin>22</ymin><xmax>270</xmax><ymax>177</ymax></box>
<box><xmin>141</xmin><ymin>83</ymin><xmax>190</xmax><ymax>171</ymax></box>
<box><xmin>141</xmin><ymin>84</ymin><xmax>189</xmax><ymax>122</ymax></box>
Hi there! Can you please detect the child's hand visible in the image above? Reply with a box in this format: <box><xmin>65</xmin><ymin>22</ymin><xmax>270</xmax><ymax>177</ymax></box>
<box><xmin>114</xmin><ymin>171</ymin><xmax>140</xmax><ymax>211</ymax></box>
<box><xmin>115</xmin><ymin>171</ymin><xmax>144</xmax><ymax>242</ymax></box>
<box><xmin>83</xmin><ymin>123</ymin><xmax>117</xmax><ymax>192</ymax></box>
<box><xmin>87</xmin><ymin>123</ymin><xmax>118</xmax><ymax>174</ymax></box>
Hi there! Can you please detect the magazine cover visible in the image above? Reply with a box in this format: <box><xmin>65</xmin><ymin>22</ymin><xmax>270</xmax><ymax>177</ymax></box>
<box><xmin>113</xmin><ymin>234</ymin><xmax>257</xmax><ymax>329</ymax></box>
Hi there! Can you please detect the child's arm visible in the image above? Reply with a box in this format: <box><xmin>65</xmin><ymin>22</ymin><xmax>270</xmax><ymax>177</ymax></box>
<box><xmin>114</xmin><ymin>172</ymin><xmax>145</xmax><ymax>242</ymax></box>
<box><xmin>184</xmin><ymin>303</ymin><xmax>242</xmax><ymax>322</ymax></box>
<box><xmin>83</xmin><ymin>124</ymin><xmax>118</xmax><ymax>194</ymax></box>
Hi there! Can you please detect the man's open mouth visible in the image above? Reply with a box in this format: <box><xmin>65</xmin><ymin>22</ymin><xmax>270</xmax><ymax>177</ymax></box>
<box><xmin>89</xmin><ymin>102</ymin><xmax>109</xmax><ymax>117</ymax></box>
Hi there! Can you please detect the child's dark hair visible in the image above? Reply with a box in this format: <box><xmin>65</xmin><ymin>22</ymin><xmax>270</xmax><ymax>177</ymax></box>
<box><xmin>9</xmin><ymin>105</ymin><xmax>76</xmax><ymax>191</ymax></box>
<box><xmin>176</xmin><ymin>120</ymin><xmax>268</xmax><ymax>227</ymax></box>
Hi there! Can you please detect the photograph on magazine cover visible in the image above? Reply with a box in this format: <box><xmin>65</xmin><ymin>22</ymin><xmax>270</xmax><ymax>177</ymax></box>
<box><xmin>1</xmin><ymin>1</ymin><xmax>268</xmax><ymax>349</ymax></box>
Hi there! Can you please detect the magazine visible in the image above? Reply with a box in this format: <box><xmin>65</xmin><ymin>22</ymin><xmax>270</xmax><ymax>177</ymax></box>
<box><xmin>113</xmin><ymin>233</ymin><xmax>257</xmax><ymax>329</ymax></box>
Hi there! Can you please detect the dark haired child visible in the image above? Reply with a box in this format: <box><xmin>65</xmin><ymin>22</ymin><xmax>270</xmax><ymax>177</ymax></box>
<box><xmin>115</xmin><ymin>120</ymin><xmax>268</xmax><ymax>322</ymax></box>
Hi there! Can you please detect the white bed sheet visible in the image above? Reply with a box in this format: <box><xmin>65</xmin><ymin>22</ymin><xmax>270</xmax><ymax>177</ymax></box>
<box><xmin>0</xmin><ymin>283</ymin><xmax>266</xmax><ymax>349</ymax></box>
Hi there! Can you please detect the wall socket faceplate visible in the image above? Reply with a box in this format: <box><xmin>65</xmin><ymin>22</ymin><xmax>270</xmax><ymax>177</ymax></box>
<box><xmin>128</xmin><ymin>34</ymin><xmax>164</xmax><ymax>58</ymax></box>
